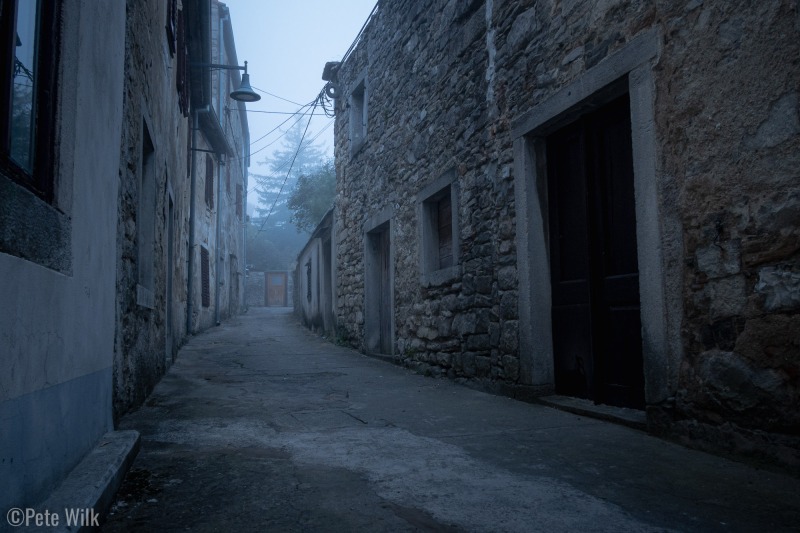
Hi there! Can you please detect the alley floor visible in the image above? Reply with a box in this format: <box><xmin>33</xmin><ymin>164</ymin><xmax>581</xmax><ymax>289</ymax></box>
<box><xmin>102</xmin><ymin>308</ymin><xmax>800</xmax><ymax>532</ymax></box>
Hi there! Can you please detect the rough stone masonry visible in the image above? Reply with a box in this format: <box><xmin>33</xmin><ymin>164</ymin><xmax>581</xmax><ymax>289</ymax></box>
<box><xmin>329</xmin><ymin>0</ymin><xmax>800</xmax><ymax>471</ymax></box>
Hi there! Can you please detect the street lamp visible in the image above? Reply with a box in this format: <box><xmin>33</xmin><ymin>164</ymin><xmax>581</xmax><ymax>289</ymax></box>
<box><xmin>191</xmin><ymin>60</ymin><xmax>261</xmax><ymax>102</ymax></box>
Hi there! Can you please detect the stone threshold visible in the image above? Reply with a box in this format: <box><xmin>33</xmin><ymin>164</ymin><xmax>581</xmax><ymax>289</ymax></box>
<box><xmin>536</xmin><ymin>395</ymin><xmax>647</xmax><ymax>430</ymax></box>
<box><xmin>31</xmin><ymin>430</ymin><xmax>140</xmax><ymax>533</ymax></box>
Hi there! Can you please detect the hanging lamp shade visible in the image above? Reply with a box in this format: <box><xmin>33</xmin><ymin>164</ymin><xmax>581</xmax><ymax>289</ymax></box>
<box><xmin>230</xmin><ymin>72</ymin><xmax>260</xmax><ymax>102</ymax></box>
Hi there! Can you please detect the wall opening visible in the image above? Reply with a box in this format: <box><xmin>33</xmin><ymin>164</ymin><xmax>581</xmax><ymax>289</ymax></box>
<box><xmin>201</xmin><ymin>246</ymin><xmax>210</xmax><ymax>308</ymax></box>
<box><xmin>513</xmin><ymin>29</ymin><xmax>672</xmax><ymax>406</ymax></box>
<box><xmin>417</xmin><ymin>169</ymin><xmax>460</xmax><ymax>286</ymax></box>
<box><xmin>546</xmin><ymin>93</ymin><xmax>644</xmax><ymax>409</ymax></box>
<box><xmin>349</xmin><ymin>75</ymin><xmax>367</xmax><ymax>155</ymax></box>
<box><xmin>365</xmin><ymin>218</ymin><xmax>393</xmax><ymax>355</ymax></box>
<box><xmin>136</xmin><ymin>120</ymin><xmax>156</xmax><ymax>308</ymax></box>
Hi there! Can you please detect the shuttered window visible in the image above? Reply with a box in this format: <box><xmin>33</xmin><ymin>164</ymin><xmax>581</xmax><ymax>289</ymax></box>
<box><xmin>201</xmin><ymin>246</ymin><xmax>210</xmax><ymax>307</ymax></box>
<box><xmin>176</xmin><ymin>7</ymin><xmax>188</xmax><ymax>116</ymax></box>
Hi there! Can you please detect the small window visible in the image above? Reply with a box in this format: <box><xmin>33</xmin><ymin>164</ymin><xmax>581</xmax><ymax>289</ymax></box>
<box><xmin>306</xmin><ymin>259</ymin><xmax>312</xmax><ymax>302</ymax></box>
<box><xmin>436</xmin><ymin>194</ymin><xmax>453</xmax><ymax>269</ymax></box>
<box><xmin>205</xmin><ymin>154</ymin><xmax>214</xmax><ymax>209</ymax></box>
<box><xmin>137</xmin><ymin>122</ymin><xmax>156</xmax><ymax>308</ymax></box>
<box><xmin>165</xmin><ymin>0</ymin><xmax>177</xmax><ymax>56</ymax></box>
<box><xmin>176</xmin><ymin>7</ymin><xmax>188</xmax><ymax>116</ymax></box>
<box><xmin>0</xmin><ymin>0</ymin><xmax>60</xmax><ymax>200</ymax></box>
<box><xmin>349</xmin><ymin>77</ymin><xmax>367</xmax><ymax>154</ymax></box>
<box><xmin>236</xmin><ymin>184</ymin><xmax>243</xmax><ymax>219</ymax></box>
<box><xmin>418</xmin><ymin>171</ymin><xmax>460</xmax><ymax>285</ymax></box>
<box><xmin>201</xmin><ymin>246</ymin><xmax>210</xmax><ymax>307</ymax></box>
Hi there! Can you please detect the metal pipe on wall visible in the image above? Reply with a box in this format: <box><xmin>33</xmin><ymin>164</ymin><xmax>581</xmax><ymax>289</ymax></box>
<box><xmin>187</xmin><ymin>105</ymin><xmax>211</xmax><ymax>334</ymax></box>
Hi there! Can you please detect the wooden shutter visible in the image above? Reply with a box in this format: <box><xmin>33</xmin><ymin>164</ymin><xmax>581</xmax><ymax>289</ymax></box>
<box><xmin>201</xmin><ymin>247</ymin><xmax>210</xmax><ymax>307</ymax></box>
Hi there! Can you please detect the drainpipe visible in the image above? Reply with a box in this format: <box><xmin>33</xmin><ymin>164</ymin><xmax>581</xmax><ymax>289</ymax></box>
<box><xmin>242</xmin><ymin>139</ymin><xmax>248</xmax><ymax>313</ymax></box>
<box><xmin>215</xmin><ymin>154</ymin><xmax>223</xmax><ymax>326</ymax></box>
<box><xmin>215</xmin><ymin>9</ymin><xmax>229</xmax><ymax>327</ymax></box>
<box><xmin>187</xmin><ymin>105</ymin><xmax>211</xmax><ymax>335</ymax></box>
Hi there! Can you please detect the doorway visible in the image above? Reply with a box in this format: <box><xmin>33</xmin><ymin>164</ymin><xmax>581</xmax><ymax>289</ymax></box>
<box><xmin>365</xmin><ymin>222</ymin><xmax>392</xmax><ymax>355</ymax></box>
<box><xmin>229</xmin><ymin>255</ymin><xmax>238</xmax><ymax>316</ymax></box>
<box><xmin>166</xmin><ymin>193</ymin><xmax>174</xmax><ymax>364</ymax></box>
<box><xmin>546</xmin><ymin>94</ymin><xmax>645</xmax><ymax>409</ymax></box>
<box><xmin>266</xmin><ymin>271</ymin><xmax>288</xmax><ymax>307</ymax></box>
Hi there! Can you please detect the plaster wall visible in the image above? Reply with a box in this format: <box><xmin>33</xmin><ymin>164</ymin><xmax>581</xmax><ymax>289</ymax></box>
<box><xmin>0</xmin><ymin>0</ymin><xmax>126</xmax><ymax>508</ymax></box>
<box><xmin>294</xmin><ymin>211</ymin><xmax>336</xmax><ymax>336</ymax></box>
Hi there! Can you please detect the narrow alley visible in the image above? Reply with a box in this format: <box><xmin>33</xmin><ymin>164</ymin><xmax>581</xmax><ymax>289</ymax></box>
<box><xmin>102</xmin><ymin>308</ymin><xmax>800</xmax><ymax>532</ymax></box>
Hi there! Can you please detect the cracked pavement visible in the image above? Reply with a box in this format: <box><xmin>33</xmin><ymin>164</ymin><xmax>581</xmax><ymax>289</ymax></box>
<box><xmin>102</xmin><ymin>308</ymin><xmax>800</xmax><ymax>532</ymax></box>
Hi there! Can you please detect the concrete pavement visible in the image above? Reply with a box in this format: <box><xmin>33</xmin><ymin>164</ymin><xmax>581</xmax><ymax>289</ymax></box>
<box><xmin>102</xmin><ymin>308</ymin><xmax>800</xmax><ymax>532</ymax></box>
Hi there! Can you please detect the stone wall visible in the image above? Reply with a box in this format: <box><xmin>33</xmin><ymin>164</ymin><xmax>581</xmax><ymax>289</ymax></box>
<box><xmin>332</xmin><ymin>0</ymin><xmax>799</xmax><ymax>470</ymax></box>
<box><xmin>246</xmin><ymin>271</ymin><xmax>266</xmax><ymax>307</ymax></box>
<box><xmin>114</xmin><ymin>0</ymin><xmax>250</xmax><ymax>421</ymax></box>
<box><xmin>114</xmin><ymin>0</ymin><xmax>191</xmax><ymax>421</ymax></box>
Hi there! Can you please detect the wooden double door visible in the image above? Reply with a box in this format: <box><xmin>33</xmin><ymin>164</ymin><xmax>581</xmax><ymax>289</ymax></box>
<box><xmin>547</xmin><ymin>94</ymin><xmax>645</xmax><ymax>409</ymax></box>
<box><xmin>266</xmin><ymin>272</ymin><xmax>288</xmax><ymax>307</ymax></box>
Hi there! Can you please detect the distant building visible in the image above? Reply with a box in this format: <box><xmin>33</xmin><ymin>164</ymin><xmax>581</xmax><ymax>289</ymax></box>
<box><xmin>295</xmin><ymin>209</ymin><xmax>335</xmax><ymax>334</ymax></box>
<box><xmin>307</xmin><ymin>0</ymin><xmax>800</xmax><ymax>471</ymax></box>
<box><xmin>0</xmin><ymin>0</ymin><xmax>252</xmax><ymax>510</ymax></box>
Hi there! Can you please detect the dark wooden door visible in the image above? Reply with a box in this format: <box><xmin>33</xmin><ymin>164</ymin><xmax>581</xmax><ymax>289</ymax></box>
<box><xmin>547</xmin><ymin>94</ymin><xmax>645</xmax><ymax>409</ymax></box>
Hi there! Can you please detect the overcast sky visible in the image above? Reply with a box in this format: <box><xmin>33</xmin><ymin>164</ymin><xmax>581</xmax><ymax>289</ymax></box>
<box><xmin>223</xmin><ymin>0</ymin><xmax>376</xmax><ymax>188</ymax></box>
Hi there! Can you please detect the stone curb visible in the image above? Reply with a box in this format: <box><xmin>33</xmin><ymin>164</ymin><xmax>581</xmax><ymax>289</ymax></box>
<box><xmin>21</xmin><ymin>430</ymin><xmax>140</xmax><ymax>533</ymax></box>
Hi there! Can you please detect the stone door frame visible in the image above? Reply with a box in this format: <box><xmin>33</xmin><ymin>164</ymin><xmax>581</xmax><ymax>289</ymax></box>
<box><xmin>512</xmin><ymin>28</ymin><xmax>679</xmax><ymax>406</ymax></box>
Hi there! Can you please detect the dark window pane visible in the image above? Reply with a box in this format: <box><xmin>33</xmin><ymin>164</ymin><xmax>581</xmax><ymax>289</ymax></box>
<box><xmin>10</xmin><ymin>0</ymin><xmax>39</xmax><ymax>172</ymax></box>
<box><xmin>437</xmin><ymin>194</ymin><xmax>453</xmax><ymax>269</ymax></box>
<box><xmin>201</xmin><ymin>247</ymin><xmax>210</xmax><ymax>307</ymax></box>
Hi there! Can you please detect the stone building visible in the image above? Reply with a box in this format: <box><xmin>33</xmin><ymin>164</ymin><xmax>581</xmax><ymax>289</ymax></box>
<box><xmin>323</xmin><ymin>0</ymin><xmax>800</xmax><ymax>470</ymax></box>
<box><xmin>1</xmin><ymin>0</ymin><xmax>252</xmax><ymax>510</ymax></box>
<box><xmin>113</xmin><ymin>0</ymin><xmax>251</xmax><ymax>420</ymax></box>
<box><xmin>295</xmin><ymin>208</ymin><xmax>336</xmax><ymax>335</ymax></box>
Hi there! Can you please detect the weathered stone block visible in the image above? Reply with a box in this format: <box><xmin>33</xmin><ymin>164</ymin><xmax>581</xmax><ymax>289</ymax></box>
<box><xmin>755</xmin><ymin>266</ymin><xmax>800</xmax><ymax>311</ymax></box>
<box><xmin>497</xmin><ymin>265</ymin><xmax>517</xmax><ymax>290</ymax></box>
<box><xmin>466</xmin><ymin>334</ymin><xmax>491</xmax><ymax>351</ymax></box>
<box><xmin>500</xmin><ymin>320</ymin><xmax>519</xmax><ymax>353</ymax></box>
<box><xmin>476</xmin><ymin>275</ymin><xmax>493</xmax><ymax>294</ymax></box>
<box><xmin>416</xmin><ymin>325</ymin><xmax>439</xmax><ymax>340</ymax></box>
<box><xmin>462</xmin><ymin>352</ymin><xmax>477</xmax><ymax>377</ymax></box>
<box><xmin>703</xmin><ymin>276</ymin><xmax>747</xmax><ymax>319</ymax></box>
<box><xmin>744</xmin><ymin>91</ymin><xmax>800</xmax><ymax>150</ymax></box>
<box><xmin>499</xmin><ymin>292</ymin><xmax>517</xmax><ymax>319</ymax></box>
<box><xmin>452</xmin><ymin>313</ymin><xmax>477</xmax><ymax>336</ymax></box>
<box><xmin>502</xmin><ymin>355</ymin><xmax>520</xmax><ymax>381</ymax></box>
<box><xmin>475</xmin><ymin>356</ymin><xmax>492</xmax><ymax>377</ymax></box>
<box><xmin>475</xmin><ymin>308</ymin><xmax>491</xmax><ymax>333</ymax></box>
<box><xmin>696</xmin><ymin>240</ymin><xmax>741</xmax><ymax>278</ymax></box>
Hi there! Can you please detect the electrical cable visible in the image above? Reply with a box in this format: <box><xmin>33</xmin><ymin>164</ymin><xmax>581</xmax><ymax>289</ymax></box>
<box><xmin>251</xmin><ymin>95</ymin><xmax>320</xmax><ymax>238</ymax></box>
<box><xmin>251</xmin><ymin>85</ymin><xmax>304</xmax><ymax>106</ymax></box>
